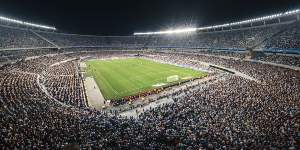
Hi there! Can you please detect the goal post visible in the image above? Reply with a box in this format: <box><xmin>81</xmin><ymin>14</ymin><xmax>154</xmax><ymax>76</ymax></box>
<box><xmin>167</xmin><ymin>75</ymin><xmax>179</xmax><ymax>82</ymax></box>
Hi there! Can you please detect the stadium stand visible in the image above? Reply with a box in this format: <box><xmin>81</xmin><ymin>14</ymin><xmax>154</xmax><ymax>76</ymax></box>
<box><xmin>0</xmin><ymin>51</ymin><xmax>299</xmax><ymax>149</ymax></box>
<box><xmin>32</xmin><ymin>22</ymin><xmax>290</xmax><ymax>50</ymax></box>
<box><xmin>0</xmin><ymin>25</ymin><xmax>52</xmax><ymax>49</ymax></box>
<box><xmin>0</xmin><ymin>21</ymin><xmax>299</xmax><ymax>53</ymax></box>
<box><xmin>265</xmin><ymin>22</ymin><xmax>300</xmax><ymax>52</ymax></box>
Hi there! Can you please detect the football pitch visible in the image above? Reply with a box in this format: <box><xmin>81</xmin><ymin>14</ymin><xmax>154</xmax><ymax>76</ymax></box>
<box><xmin>86</xmin><ymin>58</ymin><xmax>207</xmax><ymax>100</ymax></box>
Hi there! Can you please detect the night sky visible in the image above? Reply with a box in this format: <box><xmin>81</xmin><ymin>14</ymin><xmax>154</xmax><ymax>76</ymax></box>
<box><xmin>0</xmin><ymin>0</ymin><xmax>299</xmax><ymax>35</ymax></box>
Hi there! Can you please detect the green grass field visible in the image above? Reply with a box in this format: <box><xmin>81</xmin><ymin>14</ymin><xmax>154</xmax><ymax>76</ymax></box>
<box><xmin>86</xmin><ymin>58</ymin><xmax>207</xmax><ymax>100</ymax></box>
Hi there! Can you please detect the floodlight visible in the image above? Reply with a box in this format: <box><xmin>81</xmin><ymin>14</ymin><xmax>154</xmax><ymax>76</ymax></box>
<box><xmin>134</xmin><ymin>27</ymin><xmax>197</xmax><ymax>35</ymax></box>
<box><xmin>0</xmin><ymin>15</ymin><xmax>56</xmax><ymax>30</ymax></box>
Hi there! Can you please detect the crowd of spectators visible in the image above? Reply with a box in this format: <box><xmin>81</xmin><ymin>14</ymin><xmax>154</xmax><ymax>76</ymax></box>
<box><xmin>265</xmin><ymin>22</ymin><xmax>300</xmax><ymax>50</ymax></box>
<box><xmin>0</xmin><ymin>50</ymin><xmax>299</xmax><ymax>149</ymax></box>
<box><xmin>0</xmin><ymin>25</ymin><xmax>51</xmax><ymax>49</ymax></box>
<box><xmin>0</xmin><ymin>21</ymin><xmax>299</xmax><ymax>52</ymax></box>
<box><xmin>0</xmin><ymin>18</ymin><xmax>299</xmax><ymax>149</ymax></box>
<box><xmin>37</xmin><ymin>32</ymin><xmax>145</xmax><ymax>48</ymax></box>
<box><xmin>43</xmin><ymin>60</ymin><xmax>86</xmax><ymax>107</ymax></box>
<box><xmin>143</xmin><ymin>24</ymin><xmax>287</xmax><ymax>50</ymax></box>
<box><xmin>256</xmin><ymin>54</ymin><xmax>300</xmax><ymax>67</ymax></box>
<box><xmin>36</xmin><ymin>23</ymin><xmax>287</xmax><ymax>50</ymax></box>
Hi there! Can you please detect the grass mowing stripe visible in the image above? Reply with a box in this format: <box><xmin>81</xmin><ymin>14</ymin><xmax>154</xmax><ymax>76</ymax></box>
<box><xmin>86</xmin><ymin>58</ymin><xmax>207</xmax><ymax>100</ymax></box>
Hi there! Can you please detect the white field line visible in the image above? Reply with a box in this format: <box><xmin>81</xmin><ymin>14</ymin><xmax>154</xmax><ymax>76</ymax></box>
<box><xmin>87</xmin><ymin>58</ymin><xmax>205</xmax><ymax>99</ymax></box>
<box><xmin>115</xmin><ymin>69</ymin><xmax>200</xmax><ymax>95</ymax></box>
<box><xmin>88</xmin><ymin>65</ymin><xmax>119</xmax><ymax>96</ymax></box>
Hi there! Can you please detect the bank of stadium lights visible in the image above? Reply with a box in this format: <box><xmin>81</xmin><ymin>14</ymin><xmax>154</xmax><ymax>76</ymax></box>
<box><xmin>197</xmin><ymin>8</ymin><xmax>300</xmax><ymax>30</ymax></box>
<box><xmin>134</xmin><ymin>27</ymin><xmax>197</xmax><ymax>35</ymax></box>
<box><xmin>134</xmin><ymin>8</ymin><xmax>300</xmax><ymax>35</ymax></box>
<box><xmin>0</xmin><ymin>15</ymin><xmax>56</xmax><ymax>30</ymax></box>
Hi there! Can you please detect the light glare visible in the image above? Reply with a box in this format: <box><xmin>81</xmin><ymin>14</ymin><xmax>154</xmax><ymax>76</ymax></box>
<box><xmin>134</xmin><ymin>27</ymin><xmax>197</xmax><ymax>35</ymax></box>
<box><xmin>0</xmin><ymin>15</ymin><xmax>56</xmax><ymax>30</ymax></box>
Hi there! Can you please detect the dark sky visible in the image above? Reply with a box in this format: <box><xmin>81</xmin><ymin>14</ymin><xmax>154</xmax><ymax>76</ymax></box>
<box><xmin>0</xmin><ymin>0</ymin><xmax>299</xmax><ymax>35</ymax></box>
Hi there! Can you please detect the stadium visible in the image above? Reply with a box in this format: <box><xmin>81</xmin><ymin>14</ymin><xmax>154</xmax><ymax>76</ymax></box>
<box><xmin>0</xmin><ymin>1</ymin><xmax>300</xmax><ymax>149</ymax></box>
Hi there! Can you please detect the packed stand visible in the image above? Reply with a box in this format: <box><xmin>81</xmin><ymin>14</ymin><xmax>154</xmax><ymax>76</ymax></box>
<box><xmin>37</xmin><ymin>32</ymin><xmax>144</xmax><ymax>48</ymax></box>
<box><xmin>0</xmin><ymin>25</ymin><xmax>51</xmax><ymax>49</ymax></box>
<box><xmin>265</xmin><ymin>22</ymin><xmax>300</xmax><ymax>51</ymax></box>
<box><xmin>256</xmin><ymin>54</ymin><xmax>300</xmax><ymax>67</ymax></box>
<box><xmin>43</xmin><ymin>60</ymin><xmax>86</xmax><ymax>107</ymax></box>
<box><xmin>0</xmin><ymin>50</ymin><xmax>299</xmax><ymax>149</ymax></box>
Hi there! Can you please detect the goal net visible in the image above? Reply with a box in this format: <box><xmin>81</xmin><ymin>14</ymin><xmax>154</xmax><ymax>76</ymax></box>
<box><xmin>167</xmin><ymin>75</ymin><xmax>179</xmax><ymax>82</ymax></box>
